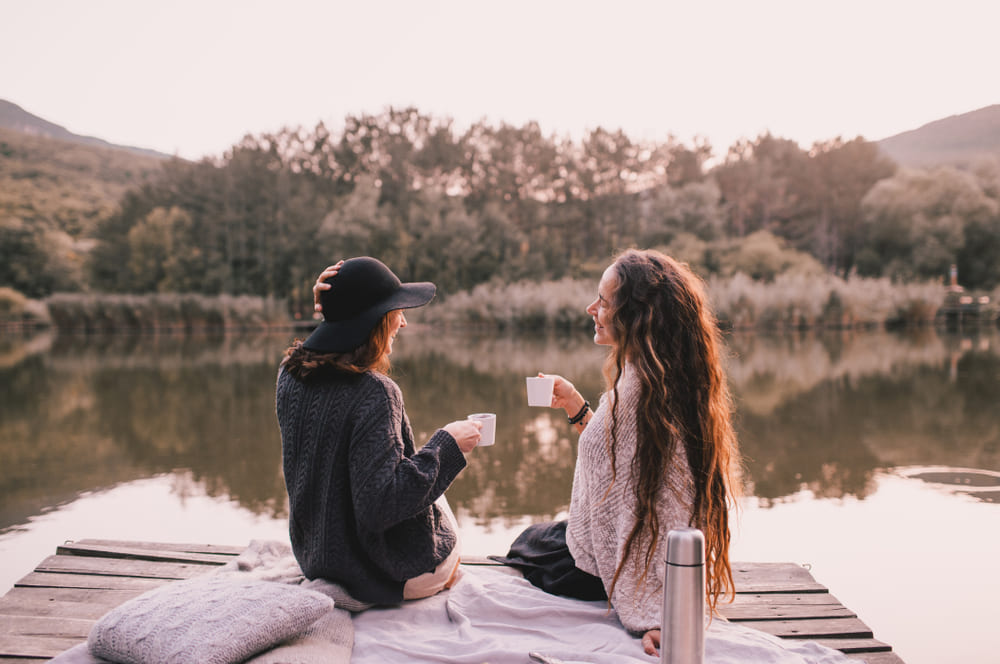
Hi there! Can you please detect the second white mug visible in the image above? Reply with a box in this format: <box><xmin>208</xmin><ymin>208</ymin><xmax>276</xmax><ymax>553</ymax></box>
<box><xmin>467</xmin><ymin>412</ymin><xmax>496</xmax><ymax>446</ymax></box>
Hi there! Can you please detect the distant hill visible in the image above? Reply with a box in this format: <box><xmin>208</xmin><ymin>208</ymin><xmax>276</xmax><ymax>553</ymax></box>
<box><xmin>1</xmin><ymin>123</ymin><xmax>166</xmax><ymax>237</ymax></box>
<box><xmin>0</xmin><ymin>99</ymin><xmax>172</xmax><ymax>160</ymax></box>
<box><xmin>877</xmin><ymin>104</ymin><xmax>1000</xmax><ymax>167</ymax></box>
<box><xmin>1</xmin><ymin>103</ymin><xmax>171</xmax><ymax>297</ymax></box>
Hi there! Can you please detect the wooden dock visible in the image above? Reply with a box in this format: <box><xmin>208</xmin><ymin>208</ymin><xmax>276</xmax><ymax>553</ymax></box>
<box><xmin>0</xmin><ymin>540</ymin><xmax>903</xmax><ymax>663</ymax></box>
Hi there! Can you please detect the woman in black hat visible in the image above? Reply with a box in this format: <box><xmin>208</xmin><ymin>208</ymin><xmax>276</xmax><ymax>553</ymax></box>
<box><xmin>277</xmin><ymin>257</ymin><xmax>482</xmax><ymax>605</ymax></box>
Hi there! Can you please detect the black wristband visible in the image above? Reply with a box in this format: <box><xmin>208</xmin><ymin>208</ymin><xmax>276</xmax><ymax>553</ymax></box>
<box><xmin>568</xmin><ymin>400</ymin><xmax>590</xmax><ymax>425</ymax></box>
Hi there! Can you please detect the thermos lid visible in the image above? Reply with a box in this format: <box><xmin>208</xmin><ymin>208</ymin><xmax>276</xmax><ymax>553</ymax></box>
<box><xmin>666</xmin><ymin>527</ymin><xmax>705</xmax><ymax>566</ymax></box>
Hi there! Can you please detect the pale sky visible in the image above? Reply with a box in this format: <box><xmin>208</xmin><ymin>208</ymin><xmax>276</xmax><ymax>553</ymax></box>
<box><xmin>2</xmin><ymin>0</ymin><xmax>997</xmax><ymax>161</ymax></box>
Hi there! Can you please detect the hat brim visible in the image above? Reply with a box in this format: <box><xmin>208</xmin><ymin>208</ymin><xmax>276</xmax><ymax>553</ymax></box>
<box><xmin>303</xmin><ymin>281</ymin><xmax>435</xmax><ymax>353</ymax></box>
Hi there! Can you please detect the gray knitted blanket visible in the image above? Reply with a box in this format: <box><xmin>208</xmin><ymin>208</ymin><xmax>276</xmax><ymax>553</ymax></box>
<box><xmin>50</xmin><ymin>540</ymin><xmax>358</xmax><ymax>664</ymax></box>
<box><xmin>219</xmin><ymin>539</ymin><xmax>374</xmax><ymax>613</ymax></box>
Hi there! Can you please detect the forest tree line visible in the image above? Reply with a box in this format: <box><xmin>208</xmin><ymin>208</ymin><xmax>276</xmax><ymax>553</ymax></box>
<box><xmin>4</xmin><ymin>107</ymin><xmax>1000</xmax><ymax>318</ymax></box>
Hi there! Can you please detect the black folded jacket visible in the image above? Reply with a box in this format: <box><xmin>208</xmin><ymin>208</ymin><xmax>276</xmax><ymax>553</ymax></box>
<box><xmin>489</xmin><ymin>520</ymin><xmax>608</xmax><ymax>601</ymax></box>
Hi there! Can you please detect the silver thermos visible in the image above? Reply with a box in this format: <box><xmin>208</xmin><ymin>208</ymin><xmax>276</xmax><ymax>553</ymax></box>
<box><xmin>660</xmin><ymin>527</ymin><xmax>706</xmax><ymax>664</ymax></box>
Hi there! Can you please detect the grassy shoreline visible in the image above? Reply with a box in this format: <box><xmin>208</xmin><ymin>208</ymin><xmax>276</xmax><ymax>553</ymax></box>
<box><xmin>2</xmin><ymin>274</ymin><xmax>997</xmax><ymax>333</ymax></box>
<box><xmin>423</xmin><ymin>273</ymin><xmax>999</xmax><ymax>331</ymax></box>
<box><xmin>37</xmin><ymin>293</ymin><xmax>288</xmax><ymax>333</ymax></box>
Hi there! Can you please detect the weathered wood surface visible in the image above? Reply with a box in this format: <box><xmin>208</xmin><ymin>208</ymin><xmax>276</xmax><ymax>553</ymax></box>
<box><xmin>0</xmin><ymin>540</ymin><xmax>904</xmax><ymax>662</ymax></box>
<box><xmin>56</xmin><ymin>540</ymin><xmax>240</xmax><ymax>564</ymax></box>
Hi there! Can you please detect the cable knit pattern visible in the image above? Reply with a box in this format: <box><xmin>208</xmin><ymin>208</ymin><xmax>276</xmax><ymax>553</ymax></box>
<box><xmin>566</xmin><ymin>363</ymin><xmax>696</xmax><ymax>634</ymax></box>
<box><xmin>276</xmin><ymin>367</ymin><xmax>467</xmax><ymax>605</ymax></box>
<box><xmin>86</xmin><ymin>575</ymin><xmax>333</xmax><ymax>664</ymax></box>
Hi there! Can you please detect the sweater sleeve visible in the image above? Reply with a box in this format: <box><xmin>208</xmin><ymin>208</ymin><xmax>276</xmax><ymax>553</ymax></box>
<box><xmin>348</xmin><ymin>377</ymin><xmax>467</xmax><ymax>533</ymax></box>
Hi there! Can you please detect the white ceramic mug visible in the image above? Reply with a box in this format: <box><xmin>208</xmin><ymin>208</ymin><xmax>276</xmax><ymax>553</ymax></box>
<box><xmin>526</xmin><ymin>376</ymin><xmax>555</xmax><ymax>407</ymax></box>
<box><xmin>467</xmin><ymin>412</ymin><xmax>496</xmax><ymax>446</ymax></box>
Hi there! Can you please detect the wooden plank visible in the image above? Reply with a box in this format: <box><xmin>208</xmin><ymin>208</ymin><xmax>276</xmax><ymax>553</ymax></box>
<box><xmin>720</xmin><ymin>602</ymin><xmax>855</xmax><ymax>621</ymax></box>
<box><xmin>57</xmin><ymin>541</ymin><xmax>233</xmax><ymax>566</ymax></box>
<box><xmin>732</xmin><ymin>561</ymin><xmax>818</xmax><ymax>577</ymax></box>
<box><xmin>728</xmin><ymin>592</ymin><xmax>844</xmax><ymax>606</ymax></box>
<box><xmin>731</xmin><ymin>563</ymin><xmax>827</xmax><ymax>593</ymax></box>
<box><xmin>0</xmin><ymin>615</ymin><xmax>93</xmax><ymax>658</ymax></box>
<box><xmin>33</xmin><ymin>554</ymin><xmax>214</xmax><ymax>580</ymax></box>
<box><xmin>735</xmin><ymin>616</ymin><xmax>874</xmax><ymax>639</ymax></box>
<box><xmin>0</xmin><ymin>615</ymin><xmax>92</xmax><ymax>639</ymax></box>
<box><xmin>0</xmin><ymin>586</ymin><xmax>140</xmax><ymax>606</ymax></box>
<box><xmin>0</xmin><ymin>636</ymin><xmax>78</xmax><ymax>661</ymax></box>
<box><xmin>0</xmin><ymin>587</ymin><xmax>141</xmax><ymax>620</ymax></box>
<box><xmin>69</xmin><ymin>539</ymin><xmax>245</xmax><ymax>556</ymax></box>
<box><xmin>0</xmin><ymin>635</ymin><xmax>82</xmax><ymax>660</ymax></box>
<box><xmin>811</xmin><ymin>638</ymin><xmax>894</xmax><ymax>653</ymax></box>
<box><xmin>844</xmin><ymin>651</ymin><xmax>905</xmax><ymax>663</ymax></box>
<box><xmin>15</xmin><ymin>572</ymin><xmax>170</xmax><ymax>592</ymax></box>
<box><xmin>733</xmin><ymin>580</ymin><xmax>828</xmax><ymax>594</ymax></box>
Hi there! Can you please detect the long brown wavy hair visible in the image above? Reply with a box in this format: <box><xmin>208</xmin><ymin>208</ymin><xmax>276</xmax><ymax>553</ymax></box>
<box><xmin>603</xmin><ymin>249</ymin><xmax>741</xmax><ymax>614</ymax></box>
<box><xmin>281</xmin><ymin>310</ymin><xmax>401</xmax><ymax>380</ymax></box>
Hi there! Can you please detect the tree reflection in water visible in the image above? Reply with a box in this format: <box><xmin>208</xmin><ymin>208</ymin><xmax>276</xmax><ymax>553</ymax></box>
<box><xmin>1</xmin><ymin>327</ymin><xmax>998</xmax><ymax>532</ymax></box>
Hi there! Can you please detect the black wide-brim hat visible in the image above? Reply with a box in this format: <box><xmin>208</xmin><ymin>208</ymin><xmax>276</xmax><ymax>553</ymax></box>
<box><xmin>303</xmin><ymin>257</ymin><xmax>436</xmax><ymax>353</ymax></box>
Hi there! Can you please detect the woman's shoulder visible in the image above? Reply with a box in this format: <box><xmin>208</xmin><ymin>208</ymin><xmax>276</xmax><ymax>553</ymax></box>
<box><xmin>357</xmin><ymin>370</ymin><xmax>395</xmax><ymax>390</ymax></box>
<box><xmin>604</xmin><ymin>362</ymin><xmax>642</xmax><ymax>405</ymax></box>
<box><xmin>619</xmin><ymin>361</ymin><xmax>641</xmax><ymax>386</ymax></box>
<box><xmin>353</xmin><ymin>371</ymin><xmax>404</xmax><ymax>408</ymax></box>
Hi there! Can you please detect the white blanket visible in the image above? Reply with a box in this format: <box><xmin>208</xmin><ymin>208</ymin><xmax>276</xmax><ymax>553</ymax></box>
<box><xmin>351</xmin><ymin>566</ymin><xmax>855</xmax><ymax>664</ymax></box>
<box><xmin>50</xmin><ymin>542</ymin><xmax>857</xmax><ymax>664</ymax></box>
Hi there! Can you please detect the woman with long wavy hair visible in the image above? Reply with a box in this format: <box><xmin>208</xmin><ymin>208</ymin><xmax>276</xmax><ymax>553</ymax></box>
<box><xmin>519</xmin><ymin>248</ymin><xmax>741</xmax><ymax>655</ymax></box>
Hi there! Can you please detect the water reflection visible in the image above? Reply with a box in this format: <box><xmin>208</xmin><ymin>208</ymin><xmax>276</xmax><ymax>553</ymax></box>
<box><xmin>896</xmin><ymin>466</ymin><xmax>1000</xmax><ymax>504</ymax></box>
<box><xmin>1</xmin><ymin>327</ymin><xmax>998</xmax><ymax>531</ymax></box>
<box><xmin>0</xmin><ymin>332</ymin><xmax>292</xmax><ymax>531</ymax></box>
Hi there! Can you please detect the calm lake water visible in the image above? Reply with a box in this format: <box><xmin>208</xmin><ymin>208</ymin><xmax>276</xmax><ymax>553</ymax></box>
<box><xmin>1</xmin><ymin>325</ymin><xmax>998</xmax><ymax>664</ymax></box>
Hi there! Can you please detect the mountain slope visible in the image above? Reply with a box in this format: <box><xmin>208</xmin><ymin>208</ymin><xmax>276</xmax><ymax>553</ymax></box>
<box><xmin>1</xmin><ymin>126</ymin><xmax>165</xmax><ymax>238</ymax></box>
<box><xmin>0</xmin><ymin>99</ymin><xmax>171</xmax><ymax>160</ymax></box>
<box><xmin>877</xmin><ymin>104</ymin><xmax>1000</xmax><ymax>167</ymax></box>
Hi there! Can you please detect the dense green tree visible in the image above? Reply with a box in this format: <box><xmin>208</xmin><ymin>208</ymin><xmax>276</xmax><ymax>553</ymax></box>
<box><xmin>640</xmin><ymin>179</ymin><xmax>724</xmax><ymax>246</ymax></box>
<box><xmin>124</xmin><ymin>206</ymin><xmax>201</xmax><ymax>292</ymax></box>
<box><xmin>797</xmin><ymin>138</ymin><xmax>896</xmax><ymax>273</ymax></box>
<box><xmin>713</xmin><ymin>135</ymin><xmax>896</xmax><ymax>275</ymax></box>
<box><xmin>860</xmin><ymin>166</ymin><xmax>997</xmax><ymax>283</ymax></box>
<box><xmin>126</xmin><ymin>207</ymin><xmax>173</xmax><ymax>291</ymax></box>
<box><xmin>715</xmin><ymin>230</ymin><xmax>826</xmax><ymax>281</ymax></box>
<box><xmin>659</xmin><ymin>232</ymin><xmax>712</xmax><ymax>276</ymax></box>
<box><xmin>572</xmin><ymin>128</ymin><xmax>668</xmax><ymax>258</ymax></box>
<box><xmin>89</xmin><ymin>188</ymin><xmax>158</xmax><ymax>292</ymax></box>
<box><xmin>1</xmin><ymin>217</ymin><xmax>57</xmax><ymax>296</ymax></box>
<box><xmin>318</xmin><ymin>176</ymin><xmax>397</xmax><ymax>263</ymax></box>
<box><xmin>713</xmin><ymin>134</ymin><xmax>807</xmax><ymax>238</ymax></box>
<box><xmin>665</xmin><ymin>139</ymin><xmax>712</xmax><ymax>187</ymax></box>
<box><xmin>955</xmin><ymin>158</ymin><xmax>1000</xmax><ymax>288</ymax></box>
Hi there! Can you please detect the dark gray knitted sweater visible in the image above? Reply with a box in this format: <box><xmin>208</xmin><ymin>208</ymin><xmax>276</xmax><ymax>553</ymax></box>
<box><xmin>276</xmin><ymin>366</ymin><xmax>467</xmax><ymax>605</ymax></box>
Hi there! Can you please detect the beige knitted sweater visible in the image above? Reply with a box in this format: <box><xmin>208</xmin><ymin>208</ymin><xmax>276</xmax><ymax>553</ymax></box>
<box><xmin>566</xmin><ymin>363</ymin><xmax>696</xmax><ymax>634</ymax></box>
